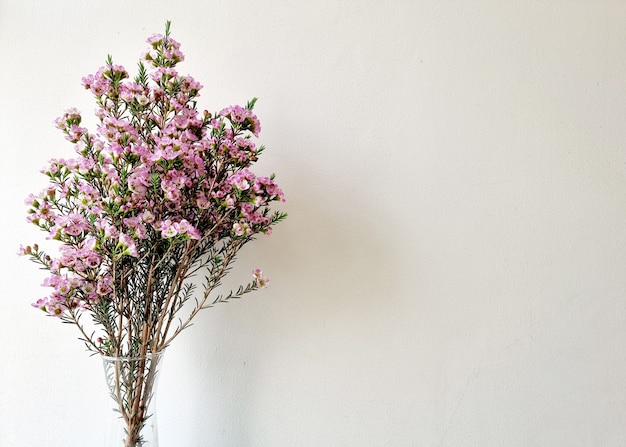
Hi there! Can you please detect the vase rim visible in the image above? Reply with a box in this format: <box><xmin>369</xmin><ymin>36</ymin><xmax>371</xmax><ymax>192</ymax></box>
<box><xmin>101</xmin><ymin>351</ymin><xmax>164</xmax><ymax>361</ymax></box>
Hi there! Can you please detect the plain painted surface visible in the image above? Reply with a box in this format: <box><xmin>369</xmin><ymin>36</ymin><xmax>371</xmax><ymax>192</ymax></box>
<box><xmin>1</xmin><ymin>1</ymin><xmax>626</xmax><ymax>446</ymax></box>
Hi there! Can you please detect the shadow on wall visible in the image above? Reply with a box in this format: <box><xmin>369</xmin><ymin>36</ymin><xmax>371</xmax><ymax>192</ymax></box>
<box><xmin>173</xmin><ymin>144</ymin><xmax>415</xmax><ymax>443</ymax></box>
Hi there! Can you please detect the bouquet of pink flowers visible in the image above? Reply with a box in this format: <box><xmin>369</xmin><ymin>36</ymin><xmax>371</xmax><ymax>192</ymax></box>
<box><xmin>19</xmin><ymin>21</ymin><xmax>286</xmax><ymax>446</ymax></box>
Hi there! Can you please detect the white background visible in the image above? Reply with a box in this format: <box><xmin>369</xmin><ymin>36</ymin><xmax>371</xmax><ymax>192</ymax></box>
<box><xmin>1</xmin><ymin>1</ymin><xmax>626</xmax><ymax>446</ymax></box>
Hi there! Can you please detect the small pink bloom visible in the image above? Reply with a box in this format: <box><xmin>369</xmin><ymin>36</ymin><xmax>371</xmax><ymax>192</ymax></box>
<box><xmin>252</xmin><ymin>269</ymin><xmax>269</xmax><ymax>288</ymax></box>
<box><xmin>18</xmin><ymin>245</ymin><xmax>33</xmax><ymax>256</ymax></box>
<box><xmin>146</xmin><ymin>33</ymin><xmax>164</xmax><ymax>46</ymax></box>
<box><xmin>118</xmin><ymin>233</ymin><xmax>138</xmax><ymax>257</ymax></box>
<box><xmin>142</xmin><ymin>211</ymin><xmax>155</xmax><ymax>224</ymax></box>
<box><xmin>159</xmin><ymin>220</ymin><xmax>178</xmax><ymax>238</ymax></box>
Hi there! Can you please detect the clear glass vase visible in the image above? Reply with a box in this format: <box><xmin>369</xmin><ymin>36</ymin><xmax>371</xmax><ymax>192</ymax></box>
<box><xmin>102</xmin><ymin>351</ymin><xmax>165</xmax><ymax>447</ymax></box>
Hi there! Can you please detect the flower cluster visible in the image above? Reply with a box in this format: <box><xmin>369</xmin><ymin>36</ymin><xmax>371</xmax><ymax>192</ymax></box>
<box><xmin>20</xmin><ymin>22</ymin><xmax>286</xmax><ymax>358</ymax></box>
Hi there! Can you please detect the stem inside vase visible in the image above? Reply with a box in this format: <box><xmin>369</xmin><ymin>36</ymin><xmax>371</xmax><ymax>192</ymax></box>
<box><xmin>102</xmin><ymin>352</ymin><xmax>164</xmax><ymax>447</ymax></box>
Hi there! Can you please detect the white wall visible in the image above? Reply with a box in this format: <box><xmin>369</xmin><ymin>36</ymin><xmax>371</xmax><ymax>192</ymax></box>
<box><xmin>2</xmin><ymin>1</ymin><xmax>626</xmax><ymax>446</ymax></box>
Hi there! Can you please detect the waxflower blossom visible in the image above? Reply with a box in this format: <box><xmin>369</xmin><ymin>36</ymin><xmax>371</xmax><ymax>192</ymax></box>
<box><xmin>21</xmin><ymin>22</ymin><xmax>287</xmax><ymax>359</ymax></box>
<box><xmin>253</xmin><ymin>268</ymin><xmax>270</xmax><ymax>288</ymax></box>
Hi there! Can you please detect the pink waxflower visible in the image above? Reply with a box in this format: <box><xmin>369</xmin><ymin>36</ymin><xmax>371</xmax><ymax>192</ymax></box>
<box><xmin>186</xmin><ymin>226</ymin><xmax>201</xmax><ymax>240</ymax></box>
<box><xmin>84</xmin><ymin>252</ymin><xmax>102</xmax><ymax>269</ymax></box>
<box><xmin>175</xmin><ymin>219</ymin><xmax>191</xmax><ymax>233</ymax></box>
<box><xmin>146</xmin><ymin>33</ymin><xmax>164</xmax><ymax>46</ymax></box>
<box><xmin>252</xmin><ymin>269</ymin><xmax>269</xmax><ymax>288</ymax></box>
<box><xmin>96</xmin><ymin>280</ymin><xmax>112</xmax><ymax>296</ymax></box>
<box><xmin>24</xmin><ymin>193</ymin><xmax>38</xmax><ymax>206</ymax></box>
<box><xmin>219</xmin><ymin>105</ymin><xmax>261</xmax><ymax>137</ymax></box>
<box><xmin>118</xmin><ymin>233</ymin><xmax>138</xmax><ymax>257</ymax></box>
<box><xmin>158</xmin><ymin>220</ymin><xmax>178</xmax><ymax>238</ymax></box>
<box><xmin>81</xmin><ymin>74</ymin><xmax>95</xmax><ymax>90</ymax></box>
<box><xmin>141</xmin><ymin>211</ymin><xmax>155</xmax><ymax>224</ymax></box>
<box><xmin>48</xmin><ymin>301</ymin><xmax>66</xmax><ymax>317</ymax></box>
<box><xmin>21</xmin><ymin>22</ymin><xmax>286</xmax><ymax>366</ymax></box>
<box><xmin>18</xmin><ymin>245</ymin><xmax>32</xmax><ymax>256</ymax></box>
<box><xmin>196</xmin><ymin>193</ymin><xmax>211</xmax><ymax>210</ymax></box>
<box><xmin>233</xmin><ymin>221</ymin><xmax>252</xmax><ymax>237</ymax></box>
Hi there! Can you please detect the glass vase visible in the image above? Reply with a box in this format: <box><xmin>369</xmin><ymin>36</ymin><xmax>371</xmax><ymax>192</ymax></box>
<box><xmin>102</xmin><ymin>351</ymin><xmax>165</xmax><ymax>447</ymax></box>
